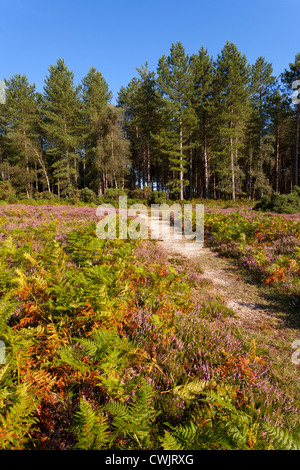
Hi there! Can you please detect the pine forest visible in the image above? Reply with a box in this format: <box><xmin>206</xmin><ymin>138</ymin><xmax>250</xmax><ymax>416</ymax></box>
<box><xmin>0</xmin><ymin>42</ymin><xmax>300</xmax><ymax>202</ymax></box>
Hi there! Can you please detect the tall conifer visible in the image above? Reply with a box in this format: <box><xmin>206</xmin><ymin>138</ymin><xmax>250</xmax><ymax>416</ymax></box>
<box><xmin>43</xmin><ymin>58</ymin><xmax>79</xmax><ymax>196</ymax></box>
<box><xmin>281</xmin><ymin>53</ymin><xmax>300</xmax><ymax>186</ymax></box>
<box><xmin>156</xmin><ymin>42</ymin><xmax>195</xmax><ymax>200</ymax></box>
<box><xmin>215</xmin><ymin>41</ymin><xmax>251</xmax><ymax>199</ymax></box>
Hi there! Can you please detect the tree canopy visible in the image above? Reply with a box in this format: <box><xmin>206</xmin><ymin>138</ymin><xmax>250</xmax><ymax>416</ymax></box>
<box><xmin>0</xmin><ymin>43</ymin><xmax>299</xmax><ymax>201</ymax></box>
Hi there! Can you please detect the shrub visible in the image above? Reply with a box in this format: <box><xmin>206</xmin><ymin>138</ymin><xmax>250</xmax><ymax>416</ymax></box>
<box><xmin>79</xmin><ymin>187</ymin><xmax>97</xmax><ymax>204</ymax></box>
<box><xmin>150</xmin><ymin>191</ymin><xmax>167</xmax><ymax>205</ymax></box>
<box><xmin>17</xmin><ymin>192</ymin><xmax>30</xmax><ymax>200</ymax></box>
<box><xmin>7</xmin><ymin>193</ymin><xmax>18</xmax><ymax>203</ymax></box>
<box><xmin>103</xmin><ymin>188</ymin><xmax>127</xmax><ymax>203</ymax></box>
<box><xmin>34</xmin><ymin>191</ymin><xmax>59</xmax><ymax>201</ymax></box>
<box><xmin>0</xmin><ymin>181</ymin><xmax>16</xmax><ymax>200</ymax></box>
<box><xmin>69</xmin><ymin>189</ymin><xmax>80</xmax><ymax>204</ymax></box>
<box><xmin>254</xmin><ymin>187</ymin><xmax>300</xmax><ymax>213</ymax></box>
<box><xmin>128</xmin><ymin>188</ymin><xmax>144</xmax><ymax>200</ymax></box>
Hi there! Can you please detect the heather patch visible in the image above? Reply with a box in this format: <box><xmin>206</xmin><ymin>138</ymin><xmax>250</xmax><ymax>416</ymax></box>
<box><xmin>204</xmin><ymin>210</ymin><xmax>300</xmax><ymax>303</ymax></box>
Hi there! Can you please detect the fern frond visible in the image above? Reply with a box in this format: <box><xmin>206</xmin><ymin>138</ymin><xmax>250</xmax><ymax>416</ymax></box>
<box><xmin>57</xmin><ymin>344</ymin><xmax>91</xmax><ymax>375</ymax></box>
<box><xmin>168</xmin><ymin>420</ymin><xmax>198</xmax><ymax>446</ymax></box>
<box><xmin>103</xmin><ymin>380</ymin><xmax>159</xmax><ymax>449</ymax></box>
<box><xmin>0</xmin><ymin>236</ymin><xmax>16</xmax><ymax>255</ymax></box>
<box><xmin>31</xmin><ymin>274</ymin><xmax>48</xmax><ymax>290</ymax></box>
<box><xmin>172</xmin><ymin>378</ymin><xmax>209</xmax><ymax>401</ymax></box>
<box><xmin>132</xmin><ymin>381</ymin><xmax>156</xmax><ymax>419</ymax></box>
<box><xmin>202</xmin><ymin>386</ymin><xmax>240</xmax><ymax>414</ymax></box>
<box><xmin>72</xmin><ymin>399</ymin><xmax>110</xmax><ymax>450</ymax></box>
<box><xmin>76</xmin><ymin>337</ymin><xmax>98</xmax><ymax>357</ymax></box>
<box><xmin>0</xmin><ymin>383</ymin><xmax>39</xmax><ymax>450</ymax></box>
<box><xmin>13</xmin><ymin>268</ymin><xmax>27</xmax><ymax>287</ymax></box>
<box><xmin>23</xmin><ymin>252</ymin><xmax>37</xmax><ymax>266</ymax></box>
<box><xmin>104</xmin><ymin>400</ymin><xmax>130</xmax><ymax>425</ymax></box>
<box><xmin>0</xmin><ymin>364</ymin><xmax>9</xmax><ymax>383</ymax></box>
<box><xmin>222</xmin><ymin>419</ymin><xmax>251</xmax><ymax>448</ymax></box>
<box><xmin>161</xmin><ymin>430</ymin><xmax>184</xmax><ymax>450</ymax></box>
<box><xmin>261</xmin><ymin>422</ymin><xmax>300</xmax><ymax>450</ymax></box>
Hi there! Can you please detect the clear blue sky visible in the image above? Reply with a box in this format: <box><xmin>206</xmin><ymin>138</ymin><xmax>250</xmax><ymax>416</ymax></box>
<box><xmin>1</xmin><ymin>0</ymin><xmax>299</xmax><ymax>103</ymax></box>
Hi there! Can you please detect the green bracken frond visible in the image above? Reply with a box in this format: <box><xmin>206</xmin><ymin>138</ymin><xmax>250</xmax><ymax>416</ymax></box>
<box><xmin>103</xmin><ymin>380</ymin><xmax>159</xmax><ymax>449</ymax></box>
<box><xmin>72</xmin><ymin>399</ymin><xmax>110</xmax><ymax>450</ymax></box>
<box><xmin>172</xmin><ymin>378</ymin><xmax>209</xmax><ymax>401</ymax></box>
<box><xmin>261</xmin><ymin>422</ymin><xmax>300</xmax><ymax>450</ymax></box>
<box><xmin>0</xmin><ymin>383</ymin><xmax>39</xmax><ymax>450</ymax></box>
<box><xmin>161</xmin><ymin>430</ymin><xmax>184</xmax><ymax>450</ymax></box>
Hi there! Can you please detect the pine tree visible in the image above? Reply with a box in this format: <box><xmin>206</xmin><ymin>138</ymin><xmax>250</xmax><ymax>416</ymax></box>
<box><xmin>134</xmin><ymin>63</ymin><xmax>161</xmax><ymax>188</ymax></box>
<box><xmin>156</xmin><ymin>42</ymin><xmax>195</xmax><ymax>200</ymax></box>
<box><xmin>249</xmin><ymin>57</ymin><xmax>276</xmax><ymax>197</ymax></box>
<box><xmin>35</xmin><ymin>92</ymin><xmax>51</xmax><ymax>192</ymax></box>
<box><xmin>265</xmin><ymin>88</ymin><xmax>291</xmax><ymax>192</ymax></box>
<box><xmin>1</xmin><ymin>74</ymin><xmax>41</xmax><ymax>196</ymax></box>
<box><xmin>100</xmin><ymin>104</ymin><xmax>130</xmax><ymax>190</ymax></box>
<box><xmin>81</xmin><ymin>66</ymin><xmax>111</xmax><ymax>195</ymax></box>
<box><xmin>81</xmin><ymin>67</ymin><xmax>129</xmax><ymax>194</ymax></box>
<box><xmin>281</xmin><ymin>52</ymin><xmax>300</xmax><ymax>187</ymax></box>
<box><xmin>74</xmin><ymin>83</ymin><xmax>89</xmax><ymax>189</ymax></box>
<box><xmin>251</xmin><ymin>58</ymin><xmax>276</xmax><ymax>148</ymax></box>
<box><xmin>190</xmin><ymin>47</ymin><xmax>215</xmax><ymax>198</ymax></box>
<box><xmin>118</xmin><ymin>64</ymin><xmax>161</xmax><ymax>190</ymax></box>
<box><xmin>118</xmin><ymin>77</ymin><xmax>141</xmax><ymax>189</ymax></box>
<box><xmin>43</xmin><ymin>58</ymin><xmax>79</xmax><ymax>197</ymax></box>
<box><xmin>215</xmin><ymin>42</ymin><xmax>251</xmax><ymax>199</ymax></box>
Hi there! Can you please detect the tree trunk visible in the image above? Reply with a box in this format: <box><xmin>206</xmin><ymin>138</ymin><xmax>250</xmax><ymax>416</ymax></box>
<box><xmin>25</xmin><ymin>138</ymin><xmax>51</xmax><ymax>193</ymax></box>
<box><xmin>203</xmin><ymin>113</ymin><xmax>209</xmax><ymax>199</ymax></box>
<box><xmin>276</xmin><ymin>124</ymin><xmax>280</xmax><ymax>192</ymax></box>
<box><xmin>35</xmin><ymin>161</ymin><xmax>38</xmax><ymax>190</ymax></box>
<box><xmin>213</xmin><ymin>171</ymin><xmax>216</xmax><ymax>199</ymax></box>
<box><xmin>189</xmin><ymin>134</ymin><xmax>193</xmax><ymax>199</ymax></box>
<box><xmin>66</xmin><ymin>148</ymin><xmax>71</xmax><ymax>190</ymax></box>
<box><xmin>74</xmin><ymin>153</ymin><xmax>78</xmax><ymax>188</ymax></box>
<box><xmin>230</xmin><ymin>118</ymin><xmax>235</xmax><ymax>200</ymax></box>
<box><xmin>23</xmin><ymin>129</ymin><xmax>31</xmax><ymax>198</ymax></box>
<box><xmin>147</xmin><ymin>133</ymin><xmax>151</xmax><ymax>187</ymax></box>
<box><xmin>249</xmin><ymin>153</ymin><xmax>252</xmax><ymax>199</ymax></box>
<box><xmin>98</xmin><ymin>171</ymin><xmax>102</xmax><ymax>196</ymax></box>
<box><xmin>295</xmin><ymin>104</ymin><xmax>299</xmax><ymax>186</ymax></box>
<box><xmin>82</xmin><ymin>141</ymin><xmax>86</xmax><ymax>188</ymax></box>
<box><xmin>136</xmin><ymin>126</ymin><xmax>141</xmax><ymax>188</ymax></box>
<box><xmin>179</xmin><ymin>118</ymin><xmax>184</xmax><ymax>201</ymax></box>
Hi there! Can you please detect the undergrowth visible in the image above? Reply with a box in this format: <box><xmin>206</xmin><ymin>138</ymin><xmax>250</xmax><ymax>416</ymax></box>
<box><xmin>0</xmin><ymin>204</ymin><xmax>299</xmax><ymax>450</ymax></box>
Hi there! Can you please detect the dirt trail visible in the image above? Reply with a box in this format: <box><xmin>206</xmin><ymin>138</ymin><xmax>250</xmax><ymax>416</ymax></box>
<box><xmin>143</xmin><ymin>213</ymin><xmax>298</xmax><ymax>331</ymax></box>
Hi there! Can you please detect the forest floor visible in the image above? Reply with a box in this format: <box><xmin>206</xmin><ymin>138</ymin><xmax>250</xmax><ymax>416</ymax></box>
<box><xmin>146</xmin><ymin>212</ymin><xmax>300</xmax><ymax>400</ymax></box>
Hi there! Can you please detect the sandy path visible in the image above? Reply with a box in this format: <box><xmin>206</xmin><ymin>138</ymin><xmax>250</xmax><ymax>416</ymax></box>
<box><xmin>141</xmin><ymin>212</ymin><xmax>293</xmax><ymax>329</ymax></box>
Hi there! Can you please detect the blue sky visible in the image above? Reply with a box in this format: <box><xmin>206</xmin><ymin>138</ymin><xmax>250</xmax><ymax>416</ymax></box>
<box><xmin>1</xmin><ymin>0</ymin><xmax>299</xmax><ymax>103</ymax></box>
